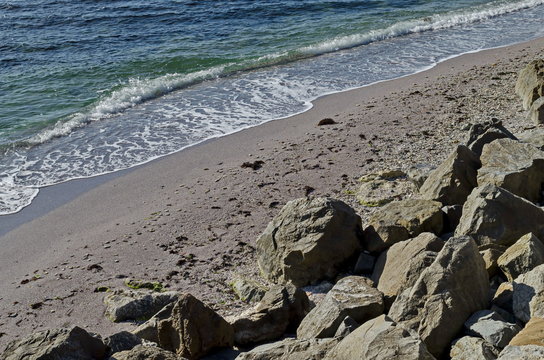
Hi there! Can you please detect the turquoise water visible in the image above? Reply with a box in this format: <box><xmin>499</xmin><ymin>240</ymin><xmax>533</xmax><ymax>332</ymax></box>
<box><xmin>1</xmin><ymin>0</ymin><xmax>544</xmax><ymax>214</ymax></box>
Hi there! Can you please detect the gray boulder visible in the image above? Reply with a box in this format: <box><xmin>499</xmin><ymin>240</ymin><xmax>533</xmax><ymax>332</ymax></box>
<box><xmin>419</xmin><ymin>145</ymin><xmax>481</xmax><ymax>206</ymax></box>
<box><xmin>229</xmin><ymin>275</ymin><xmax>268</xmax><ymax>304</ymax></box>
<box><xmin>132</xmin><ymin>302</ymin><xmax>175</xmax><ymax>344</ymax></box>
<box><xmin>480</xmin><ymin>244</ymin><xmax>507</xmax><ymax>278</ymax></box>
<box><xmin>371</xmin><ymin>232</ymin><xmax>444</xmax><ymax>304</ymax></box>
<box><xmin>455</xmin><ymin>185</ymin><xmax>544</xmax><ymax>247</ymax></box>
<box><xmin>109</xmin><ymin>345</ymin><xmax>177</xmax><ymax>360</ymax></box>
<box><xmin>353</xmin><ymin>252</ymin><xmax>376</xmax><ymax>274</ymax></box>
<box><xmin>296</xmin><ymin>276</ymin><xmax>384</xmax><ymax>339</ymax></box>
<box><xmin>256</xmin><ymin>197</ymin><xmax>362</xmax><ymax>286</ymax></box>
<box><xmin>388</xmin><ymin>236</ymin><xmax>490</xmax><ymax>358</ymax></box>
<box><xmin>363</xmin><ymin>199</ymin><xmax>444</xmax><ymax>253</ymax></box>
<box><xmin>406</xmin><ymin>164</ymin><xmax>436</xmax><ymax>190</ymax></box>
<box><xmin>465</xmin><ymin>119</ymin><xmax>517</xmax><ymax>156</ymax></box>
<box><xmin>450</xmin><ymin>336</ymin><xmax>499</xmax><ymax>360</ymax></box>
<box><xmin>517</xmin><ymin>127</ymin><xmax>544</xmax><ymax>150</ymax></box>
<box><xmin>356</xmin><ymin>170</ymin><xmax>415</xmax><ymax>207</ymax></box>
<box><xmin>497</xmin><ymin>345</ymin><xmax>544</xmax><ymax>359</ymax></box>
<box><xmin>104</xmin><ymin>331</ymin><xmax>142</xmax><ymax>354</ymax></box>
<box><xmin>529</xmin><ymin>97</ymin><xmax>544</xmax><ymax>124</ymax></box>
<box><xmin>477</xmin><ymin>138</ymin><xmax>544</xmax><ymax>203</ymax></box>
<box><xmin>464</xmin><ymin>310</ymin><xmax>521</xmax><ymax>349</ymax></box>
<box><xmin>235</xmin><ymin>337</ymin><xmax>338</xmax><ymax>360</ymax></box>
<box><xmin>324</xmin><ymin>314</ymin><xmax>435</xmax><ymax>360</ymax></box>
<box><xmin>3</xmin><ymin>326</ymin><xmax>108</xmax><ymax>360</ymax></box>
<box><xmin>512</xmin><ymin>264</ymin><xmax>544</xmax><ymax>323</ymax></box>
<box><xmin>498</xmin><ymin>233</ymin><xmax>544</xmax><ymax>282</ymax></box>
<box><xmin>104</xmin><ymin>289</ymin><xmax>179</xmax><ymax>322</ymax></box>
<box><xmin>515</xmin><ymin>59</ymin><xmax>544</xmax><ymax>110</ymax></box>
<box><xmin>230</xmin><ymin>283</ymin><xmax>310</xmax><ymax>345</ymax></box>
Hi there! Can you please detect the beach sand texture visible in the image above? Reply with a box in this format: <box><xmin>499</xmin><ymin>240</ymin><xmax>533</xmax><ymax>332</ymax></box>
<box><xmin>1</xmin><ymin>36</ymin><xmax>543</xmax><ymax>349</ymax></box>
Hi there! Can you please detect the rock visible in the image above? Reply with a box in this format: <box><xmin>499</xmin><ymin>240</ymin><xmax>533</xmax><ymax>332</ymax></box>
<box><xmin>442</xmin><ymin>205</ymin><xmax>463</xmax><ymax>232</ymax></box>
<box><xmin>512</xmin><ymin>264</ymin><xmax>544</xmax><ymax>323</ymax></box>
<box><xmin>324</xmin><ymin>314</ymin><xmax>435</xmax><ymax>360</ymax></box>
<box><xmin>334</xmin><ymin>316</ymin><xmax>359</xmax><ymax>338</ymax></box>
<box><xmin>356</xmin><ymin>170</ymin><xmax>415</xmax><ymax>207</ymax></box>
<box><xmin>480</xmin><ymin>244</ymin><xmax>507</xmax><ymax>278</ymax></box>
<box><xmin>318</xmin><ymin>118</ymin><xmax>337</xmax><ymax>126</ymax></box>
<box><xmin>371</xmin><ymin>233</ymin><xmax>444</xmax><ymax>304</ymax></box>
<box><xmin>229</xmin><ymin>275</ymin><xmax>268</xmax><ymax>303</ymax></box>
<box><xmin>450</xmin><ymin>336</ymin><xmax>499</xmax><ymax>360</ymax></box>
<box><xmin>464</xmin><ymin>310</ymin><xmax>521</xmax><ymax>349</ymax></box>
<box><xmin>419</xmin><ymin>145</ymin><xmax>481</xmax><ymax>205</ymax></box>
<box><xmin>496</xmin><ymin>345</ymin><xmax>544</xmax><ymax>359</ymax></box>
<box><xmin>104</xmin><ymin>331</ymin><xmax>142</xmax><ymax>354</ymax></box>
<box><xmin>509</xmin><ymin>317</ymin><xmax>544</xmax><ymax>346</ymax></box>
<box><xmin>529</xmin><ymin>97</ymin><xmax>544</xmax><ymax>124</ymax></box>
<box><xmin>455</xmin><ymin>185</ymin><xmax>544</xmax><ymax>247</ymax></box>
<box><xmin>353</xmin><ymin>252</ymin><xmax>375</xmax><ymax>274</ymax></box>
<box><xmin>517</xmin><ymin>127</ymin><xmax>544</xmax><ymax>150</ymax></box>
<box><xmin>109</xmin><ymin>345</ymin><xmax>177</xmax><ymax>360</ymax></box>
<box><xmin>388</xmin><ymin>236</ymin><xmax>490</xmax><ymax>357</ymax></box>
<box><xmin>104</xmin><ymin>289</ymin><xmax>179</xmax><ymax>322</ymax></box>
<box><xmin>133</xmin><ymin>302</ymin><xmax>175</xmax><ymax>344</ymax></box>
<box><xmin>498</xmin><ymin>233</ymin><xmax>544</xmax><ymax>282</ymax></box>
<box><xmin>156</xmin><ymin>293</ymin><xmax>234</xmax><ymax>359</ymax></box>
<box><xmin>492</xmin><ymin>282</ymin><xmax>514</xmax><ymax>314</ymax></box>
<box><xmin>363</xmin><ymin>199</ymin><xmax>444</xmax><ymax>253</ymax></box>
<box><xmin>515</xmin><ymin>59</ymin><xmax>544</xmax><ymax>110</ymax></box>
<box><xmin>235</xmin><ymin>337</ymin><xmax>338</xmax><ymax>360</ymax></box>
<box><xmin>477</xmin><ymin>138</ymin><xmax>544</xmax><ymax>203</ymax></box>
<box><xmin>2</xmin><ymin>326</ymin><xmax>108</xmax><ymax>360</ymax></box>
<box><xmin>465</xmin><ymin>119</ymin><xmax>517</xmax><ymax>156</ymax></box>
<box><xmin>406</xmin><ymin>164</ymin><xmax>436</xmax><ymax>190</ymax></box>
<box><xmin>256</xmin><ymin>197</ymin><xmax>362</xmax><ymax>286</ymax></box>
<box><xmin>230</xmin><ymin>283</ymin><xmax>310</xmax><ymax>345</ymax></box>
<box><xmin>296</xmin><ymin>276</ymin><xmax>384</xmax><ymax>339</ymax></box>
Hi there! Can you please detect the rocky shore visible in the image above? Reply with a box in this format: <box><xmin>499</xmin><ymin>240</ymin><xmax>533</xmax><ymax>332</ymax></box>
<box><xmin>2</xmin><ymin>39</ymin><xmax>544</xmax><ymax>359</ymax></box>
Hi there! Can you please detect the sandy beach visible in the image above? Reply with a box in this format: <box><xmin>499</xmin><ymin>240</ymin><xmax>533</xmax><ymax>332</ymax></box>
<box><xmin>1</xmin><ymin>36</ymin><xmax>544</xmax><ymax>350</ymax></box>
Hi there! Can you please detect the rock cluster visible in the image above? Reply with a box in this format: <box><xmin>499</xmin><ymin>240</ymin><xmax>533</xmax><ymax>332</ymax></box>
<box><xmin>5</xmin><ymin>61</ymin><xmax>544</xmax><ymax>360</ymax></box>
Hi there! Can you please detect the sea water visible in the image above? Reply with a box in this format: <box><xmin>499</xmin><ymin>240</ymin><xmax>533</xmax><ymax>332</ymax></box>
<box><xmin>1</xmin><ymin>0</ymin><xmax>543</xmax><ymax>215</ymax></box>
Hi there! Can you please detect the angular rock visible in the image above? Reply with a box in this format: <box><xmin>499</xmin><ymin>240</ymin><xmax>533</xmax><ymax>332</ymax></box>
<box><xmin>334</xmin><ymin>316</ymin><xmax>359</xmax><ymax>338</ymax></box>
<box><xmin>296</xmin><ymin>276</ymin><xmax>384</xmax><ymax>339</ymax></box>
<box><xmin>492</xmin><ymin>282</ymin><xmax>514</xmax><ymax>314</ymax></box>
<box><xmin>477</xmin><ymin>138</ymin><xmax>544</xmax><ymax>203</ymax></box>
<box><xmin>406</xmin><ymin>164</ymin><xmax>436</xmax><ymax>190</ymax></box>
<box><xmin>419</xmin><ymin>145</ymin><xmax>481</xmax><ymax>205</ymax></box>
<box><xmin>450</xmin><ymin>336</ymin><xmax>499</xmax><ymax>360</ymax></box>
<box><xmin>324</xmin><ymin>314</ymin><xmax>435</xmax><ymax>360</ymax></box>
<box><xmin>442</xmin><ymin>205</ymin><xmax>463</xmax><ymax>232</ymax></box>
<box><xmin>3</xmin><ymin>326</ymin><xmax>108</xmax><ymax>360</ymax></box>
<box><xmin>515</xmin><ymin>59</ymin><xmax>544</xmax><ymax>110</ymax></box>
<box><xmin>353</xmin><ymin>252</ymin><xmax>375</xmax><ymax>274</ymax></box>
<box><xmin>229</xmin><ymin>275</ymin><xmax>268</xmax><ymax>304</ymax></box>
<box><xmin>109</xmin><ymin>345</ymin><xmax>177</xmax><ymax>360</ymax></box>
<box><xmin>235</xmin><ymin>337</ymin><xmax>338</xmax><ymax>360</ymax></box>
<box><xmin>480</xmin><ymin>244</ymin><xmax>507</xmax><ymax>278</ymax></box>
<box><xmin>513</xmin><ymin>264</ymin><xmax>544</xmax><ymax>323</ymax></box>
<box><xmin>156</xmin><ymin>293</ymin><xmax>234</xmax><ymax>359</ymax></box>
<box><xmin>529</xmin><ymin>97</ymin><xmax>544</xmax><ymax>124</ymax></box>
<box><xmin>464</xmin><ymin>310</ymin><xmax>521</xmax><ymax>349</ymax></box>
<box><xmin>371</xmin><ymin>232</ymin><xmax>444</xmax><ymax>304</ymax></box>
<box><xmin>363</xmin><ymin>199</ymin><xmax>443</xmax><ymax>253</ymax></box>
<box><xmin>104</xmin><ymin>331</ymin><xmax>142</xmax><ymax>354</ymax></box>
<box><xmin>509</xmin><ymin>317</ymin><xmax>544</xmax><ymax>346</ymax></box>
<box><xmin>133</xmin><ymin>302</ymin><xmax>175</xmax><ymax>344</ymax></box>
<box><xmin>497</xmin><ymin>345</ymin><xmax>544</xmax><ymax>359</ymax></box>
<box><xmin>356</xmin><ymin>170</ymin><xmax>415</xmax><ymax>207</ymax></box>
<box><xmin>230</xmin><ymin>283</ymin><xmax>309</xmax><ymax>345</ymax></box>
<box><xmin>455</xmin><ymin>185</ymin><xmax>544</xmax><ymax>247</ymax></box>
<box><xmin>498</xmin><ymin>233</ymin><xmax>544</xmax><ymax>282</ymax></box>
<box><xmin>256</xmin><ymin>197</ymin><xmax>362</xmax><ymax>286</ymax></box>
<box><xmin>104</xmin><ymin>289</ymin><xmax>179</xmax><ymax>322</ymax></box>
<box><xmin>388</xmin><ymin>236</ymin><xmax>490</xmax><ymax>357</ymax></box>
<box><xmin>517</xmin><ymin>127</ymin><xmax>544</xmax><ymax>150</ymax></box>
<box><xmin>465</xmin><ymin>119</ymin><xmax>517</xmax><ymax>156</ymax></box>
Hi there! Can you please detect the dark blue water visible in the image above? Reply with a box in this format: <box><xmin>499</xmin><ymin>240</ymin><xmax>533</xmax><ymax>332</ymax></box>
<box><xmin>1</xmin><ymin>0</ymin><xmax>544</xmax><ymax>214</ymax></box>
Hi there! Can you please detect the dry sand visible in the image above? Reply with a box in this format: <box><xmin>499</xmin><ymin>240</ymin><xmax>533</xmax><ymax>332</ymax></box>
<box><xmin>1</xmin><ymin>36</ymin><xmax>543</xmax><ymax>350</ymax></box>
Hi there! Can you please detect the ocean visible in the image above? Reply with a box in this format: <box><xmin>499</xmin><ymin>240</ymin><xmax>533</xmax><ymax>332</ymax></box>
<box><xmin>1</xmin><ymin>0</ymin><xmax>543</xmax><ymax>215</ymax></box>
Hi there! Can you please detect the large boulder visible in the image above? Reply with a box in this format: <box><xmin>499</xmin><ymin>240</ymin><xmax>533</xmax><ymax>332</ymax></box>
<box><xmin>498</xmin><ymin>233</ymin><xmax>544</xmax><ymax>282</ymax></box>
<box><xmin>388</xmin><ymin>236</ymin><xmax>490</xmax><ymax>358</ymax></box>
<box><xmin>235</xmin><ymin>338</ymin><xmax>338</xmax><ymax>360</ymax></box>
<box><xmin>509</xmin><ymin>317</ymin><xmax>544</xmax><ymax>346</ymax></box>
<box><xmin>419</xmin><ymin>145</ymin><xmax>481</xmax><ymax>205</ymax></box>
<box><xmin>104</xmin><ymin>331</ymin><xmax>142</xmax><ymax>354</ymax></box>
<box><xmin>109</xmin><ymin>345</ymin><xmax>177</xmax><ymax>360</ymax></box>
<box><xmin>356</xmin><ymin>170</ymin><xmax>415</xmax><ymax>207</ymax></box>
<box><xmin>529</xmin><ymin>97</ymin><xmax>544</xmax><ymax>124</ymax></box>
<box><xmin>512</xmin><ymin>264</ymin><xmax>544</xmax><ymax>323</ymax></box>
<box><xmin>104</xmin><ymin>289</ymin><xmax>179</xmax><ymax>322</ymax></box>
<box><xmin>517</xmin><ymin>126</ymin><xmax>544</xmax><ymax>151</ymax></box>
<box><xmin>363</xmin><ymin>199</ymin><xmax>443</xmax><ymax>253</ymax></box>
<box><xmin>480</xmin><ymin>244</ymin><xmax>507</xmax><ymax>277</ymax></box>
<box><xmin>455</xmin><ymin>185</ymin><xmax>544</xmax><ymax>247</ymax></box>
<box><xmin>497</xmin><ymin>345</ymin><xmax>544</xmax><ymax>359</ymax></box>
<box><xmin>156</xmin><ymin>293</ymin><xmax>234</xmax><ymax>359</ymax></box>
<box><xmin>3</xmin><ymin>326</ymin><xmax>108</xmax><ymax>360</ymax></box>
<box><xmin>296</xmin><ymin>276</ymin><xmax>384</xmax><ymax>339</ymax></box>
<box><xmin>256</xmin><ymin>197</ymin><xmax>362</xmax><ymax>286</ymax></box>
<box><xmin>450</xmin><ymin>336</ymin><xmax>499</xmax><ymax>360</ymax></box>
<box><xmin>132</xmin><ymin>302</ymin><xmax>175</xmax><ymax>344</ymax></box>
<box><xmin>371</xmin><ymin>233</ymin><xmax>444</xmax><ymax>304</ymax></box>
<box><xmin>465</xmin><ymin>119</ymin><xmax>517</xmax><ymax>156</ymax></box>
<box><xmin>477</xmin><ymin>138</ymin><xmax>544</xmax><ymax>203</ymax></box>
<box><xmin>516</xmin><ymin>59</ymin><xmax>544</xmax><ymax>110</ymax></box>
<box><xmin>230</xmin><ymin>283</ymin><xmax>310</xmax><ymax>345</ymax></box>
<box><xmin>324</xmin><ymin>314</ymin><xmax>435</xmax><ymax>360</ymax></box>
<box><xmin>464</xmin><ymin>310</ymin><xmax>521</xmax><ymax>349</ymax></box>
<box><xmin>229</xmin><ymin>275</ymin><xmax>268</xmax><ymax>304</ymax></box>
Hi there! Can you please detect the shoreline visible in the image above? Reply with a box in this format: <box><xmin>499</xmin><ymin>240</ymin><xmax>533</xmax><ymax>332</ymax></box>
<box><xmin>1</xmin><ymin>36</ymin><xmax>544</xmax><ymax>349</ymax></box>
